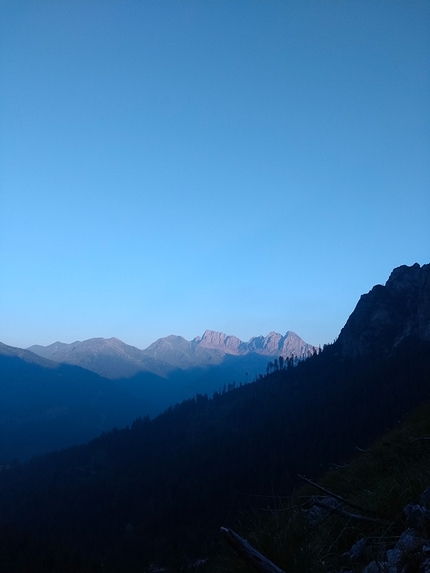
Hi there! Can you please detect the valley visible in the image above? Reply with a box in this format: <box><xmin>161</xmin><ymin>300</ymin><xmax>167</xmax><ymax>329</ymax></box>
<box><xmin>0</xmin><ymin>263</ymin><xmax>429</xmax><ymax>572</ymax></box>
<box><xmin>0</xmin><ymin>330</ymin><xmax>315</xmax><ymax>462</ymax></box>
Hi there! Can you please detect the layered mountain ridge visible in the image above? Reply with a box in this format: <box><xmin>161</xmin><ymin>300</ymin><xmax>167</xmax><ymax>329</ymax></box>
<box><xmin>29</xmin><ymin>330</ymin><xmax>316</xmax><ymax>379</ymax></box>
<box><xmin>0</xmin><ymin>330</ymin><xmax>315</xmax><ymax>461</ymax></box>
<box><xmin>192</xmin><ymin>329</ymin><xmax>313</xmax><ymax>357</ymax></box>
<box><xmin>1</xmin><ymin>262</ymin><xmax>429</xmax><ymax>571</ymax></box>
<box><xmin>28</xmin><ymin>337</ymin><xmax>169</xmax><ymax>379</ymax></box>
<box><xmin>0</xmin><ymin>343</ymin><xmax>149</xmax><ymax>461</ymax></box>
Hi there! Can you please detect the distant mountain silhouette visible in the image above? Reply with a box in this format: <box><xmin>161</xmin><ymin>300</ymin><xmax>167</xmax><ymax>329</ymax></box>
<box><xmin>2</xmin><ymin>330</ymin><xmax>315</xmax><ymax>462</ymax></box>
<box><xmin>0</xmin><ymin>342</ymin><xmax>59</xmax><ymax>368</ymax></box>
<box><xmin>0</xmin><ymin>343</ymin><xmax>154</xmax><ymax>462</ymax></box>
<box><xmin>28</xmin><ymin>337</ymin><xmax>171</xmax><ymax>379</ymax></box>
<box><xmin>28</xmin><ymin>330</ymin><xmax>316</xmax><ymax>378</ymax></box>
<box><xmin>1</xmin><ymin>263</ymin><xmax>428</xmax><ymax>571</ymax></box>
<box><xmin>194</xmin><ymin>329</ymin><xmax>314</xmax><ymax>356</ymax></box>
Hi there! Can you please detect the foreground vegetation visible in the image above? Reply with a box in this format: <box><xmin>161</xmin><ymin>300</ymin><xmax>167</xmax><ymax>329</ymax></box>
<box><xmin>214</xmin><ymin>399</ymin><xmax>430</xmax><ymax>573</ymax></box>
<box><xmin>0</xmin><ymin>337</ymin><xmax>429</xmax><ymax>572</ymax></box>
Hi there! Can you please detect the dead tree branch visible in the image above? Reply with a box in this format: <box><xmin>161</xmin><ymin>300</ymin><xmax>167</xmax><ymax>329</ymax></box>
<box><xmin>410</xmin><ymin>437</ymin><xmax>430</xmax><ymax>444</ymax></box>
<box><xmin>312</xmin><ymin>499</ymin><xmax>391</xmax><ymax>525</ymax></box>
<box><xmin>220</xmin><ymin>527</ymin><xmax>286</xmax><ymax>573</ymax></box>
<box><xmin>298</xmin><ymin>475</ymin><xmax>371</xmax><ymax>514</ymax></box>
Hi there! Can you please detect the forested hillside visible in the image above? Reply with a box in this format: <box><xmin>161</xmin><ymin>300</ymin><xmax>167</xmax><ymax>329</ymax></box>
<box><xmin>0</xmin><ymin>263</ymin><xmax>429</xmax><ymax>572</ymax></box>
<box><xmin>1</xmin><ymin>335</ymin><xmax>429</xmax><ymax>571</ymax></box>
<box><xmin>215</xmin><ymin>396</ymin><xmax>430</xmax><ymax>573</ymax></box>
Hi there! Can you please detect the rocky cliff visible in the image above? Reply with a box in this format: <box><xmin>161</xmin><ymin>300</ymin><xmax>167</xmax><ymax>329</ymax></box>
<box><xmin>336</xmin><ymin>263</ymin><xmax>430</xmax><ymax>358</ymax></box>
<box><xmin>190</xmin><ymin>329</ymin><xmax>315</xmax><ymax>358</ymax></box>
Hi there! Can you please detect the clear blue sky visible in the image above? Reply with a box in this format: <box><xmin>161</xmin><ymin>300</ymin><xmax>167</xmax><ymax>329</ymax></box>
<box><xmin>1</xmin><ymin>0</ymin><xmax>429</xmax><ymax>350</ymax></box>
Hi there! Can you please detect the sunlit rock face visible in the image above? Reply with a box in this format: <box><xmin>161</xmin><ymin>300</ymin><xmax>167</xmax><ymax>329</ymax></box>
<box><xmin>195</xmin><ymin>330</ymin><xmax>245</xmax><ymax>354</ymax></box>
<box><xmin>29</xmin><ymin>330</ymin><xmax>316</xmax><ymax>377</ymax></box>
<box><xmin>336</xmin><ymin>263</ymin><xmax>430</xmax><ymax>358</ymax></box>
<box><xmin>193</xmin><ymin>329</ymin><xmax>315</xmax><ymax>358</ymax></box>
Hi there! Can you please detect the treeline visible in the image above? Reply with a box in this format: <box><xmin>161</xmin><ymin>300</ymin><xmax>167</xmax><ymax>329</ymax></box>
<box><xmin>0</xmin><ymin>336</ymin><xmax>429</xmax><ymax>571</ymax></box>
<box><xmin>264</xmin><ymin>346</ymin><xmax>322</xmax><ymax>375</ymax></box>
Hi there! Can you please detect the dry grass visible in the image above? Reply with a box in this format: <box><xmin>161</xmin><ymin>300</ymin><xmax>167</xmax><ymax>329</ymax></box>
<box><xmin>211</xmin><ymin>401</ymin><xmax>430</xmax><ymax>573</ymax></box>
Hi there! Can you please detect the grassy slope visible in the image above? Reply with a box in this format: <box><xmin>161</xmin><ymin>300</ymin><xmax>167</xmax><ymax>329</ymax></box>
<box><xmin>213</xmin><ymin>399</ymin><xmax>430</xmax><ymax>573</ymax></box>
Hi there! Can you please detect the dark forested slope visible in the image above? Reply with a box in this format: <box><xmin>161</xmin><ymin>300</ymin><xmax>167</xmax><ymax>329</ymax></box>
<box><xmin>0</xmin><ymin>346</ymin><xmax>155</xmax><ymax>462</ymax></box>
<box><xmin>0</xmin><ymin>263</ymin><xmax>429</xmax><ymax>571</ymax></box>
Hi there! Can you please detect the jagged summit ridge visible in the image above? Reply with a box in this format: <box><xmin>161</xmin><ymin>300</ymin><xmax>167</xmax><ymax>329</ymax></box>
<box><xmin>28</xmin><ymin>329</ymin><xmax>316</xmax><ymax>378</ymax></box>
<box><xmin>193</xmin><ymin>330</ymin><xmax>246</xmax><ymax>353</ymax></box>
<box><xmin>336</xmin><ymin>262</ymin><xmax>430</xmax><ymax>358</ymax></box>
<box><xmin>190</xmin><ymin>329</ymin><xmax>315</xmax><ymax>357</ymax></box>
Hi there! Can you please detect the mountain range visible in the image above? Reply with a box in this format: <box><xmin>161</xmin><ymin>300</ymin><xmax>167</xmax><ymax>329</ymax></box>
<box><xmin>0</xmin><ymin>343</ymin><xmax>151</xmax><ymax>462</ymax></box>
<box><xmin>0</xmin><ymin>262</ymin><xmax>428</xmax><ymax>572</ymax></box>
<box><xmin>28</xmin><ymin>329</ymin><xmax>316</xmax><ymax>379</ymax></box>
<box><xmin>0</xmin><ymin>330</ymin><xmax>315</xmax><ymax>462</ymax></box>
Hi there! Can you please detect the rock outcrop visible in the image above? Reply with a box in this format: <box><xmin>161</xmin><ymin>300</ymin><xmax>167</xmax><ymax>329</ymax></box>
<box><xmin>194</xmin><ymin>330</ymin><xmax>245</xmax><ymax>354</ymax></box>
<box><xmin>336</xmin><ymin>263</ymin><xmax>430</xmax><ymax>358</ymax></box>
<box><xmin>193</xmin><ymin>329</ymin><xmax>316</xmax><ymax>358</ymax></box>
<box><xmin>347</xmin><ymin>487</ymin><xmax>430</xmax><ymax>573</ymax></box>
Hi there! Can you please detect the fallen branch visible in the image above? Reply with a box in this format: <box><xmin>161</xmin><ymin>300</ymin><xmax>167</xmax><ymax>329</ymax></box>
<box><xmin>220</xmin><ymin>527</ymin><xmax>286</xmax><ymax>573</ymax></box>
<box><xmin>410</xmin><ymin>437</ymin><xmax>430</xmax><ymax>444</ymax></box>
<box><xmin>312</xmin><ymin>499</ymin><xmax>391</xmax><ymax>525</ymax></box>
<box><xmin>298</xmin><ymin>475</ymin><xmax>370</xmax><ymax>514</ymax></box>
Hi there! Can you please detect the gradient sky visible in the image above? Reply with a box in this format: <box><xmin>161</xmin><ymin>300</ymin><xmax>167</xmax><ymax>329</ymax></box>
<box><xmin>1</xmin><ymin>0</ymin><xmax>429</xmax><ymax>350</ymax></box>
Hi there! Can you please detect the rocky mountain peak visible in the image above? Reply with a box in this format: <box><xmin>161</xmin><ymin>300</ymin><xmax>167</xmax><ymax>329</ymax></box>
<box><xmin>200</xmin><ymin>330</ymin><xmax>228</xmax><ymax>345</ymax></box>
<box><xmin>191</xmin><ymin>330</ymin><xmax>316</xmax><ymax>358</ymax></box>
<box><xmin>385</xmin><ymin>262</ymin><xmax>423</xmax><ymax>294</ymax></box>
<box><xmin>262</xmin><ymin>332</ymin><xmax>283</xmax><ymax>353</ymax></box>
<box><xmin>27</xmin><ymin>329</ymin><xmax>317</xmax><ymax>379</ymax></box>
<box><xmin>336</xmin><ymin>263</ymin><xmax>430</xmax><ymax>358</ymax></box>
<box><xmin>197</xmin><ymin>330</ymin><xmax>243</xmax><ymax>353</ymax></box>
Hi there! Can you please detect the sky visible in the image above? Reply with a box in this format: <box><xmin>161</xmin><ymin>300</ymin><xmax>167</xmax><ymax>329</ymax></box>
<box><xmin>1</xmin><ymin>0</ymin><xmax>429</xmax><ymax>350</ymax></box>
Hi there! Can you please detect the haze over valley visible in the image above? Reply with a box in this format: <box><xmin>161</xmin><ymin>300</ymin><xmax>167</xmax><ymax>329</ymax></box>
<box><xmin>0</xmin><ymin>329</ymin><xmax>315</xmax><ymax>461</ymax></box>
<box><xmin>0</xmin><ymin>262</ymin><xmax>429</xmax><ymax>572</ymax></box>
